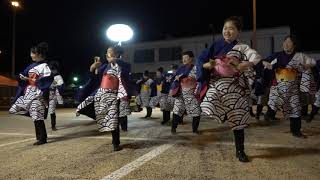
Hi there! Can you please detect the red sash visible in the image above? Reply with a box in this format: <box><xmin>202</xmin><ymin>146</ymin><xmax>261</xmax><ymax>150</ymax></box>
<box><xmin>28</xmin><ymin>73</ymin><xmax>38</xmax><ymax>86</ymax></box>
<box><xmin>181</xmin><ymin>77</ymin><xmax>196</xmax><ymax>89</ymax></box>
<box><xmin>100</xmin><ymin>74</ymin><xmax>119</xmax><ymax>90</ymax></box>
<box><xmin>212</xmin><ymin>56</ymin><xmax>240</xmax><ymax>77</ymax></box>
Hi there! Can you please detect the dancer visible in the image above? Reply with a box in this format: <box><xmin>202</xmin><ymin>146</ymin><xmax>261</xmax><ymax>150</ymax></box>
<box><xmin>48</xmin><ymin>61</ymin><xmax>64</xmax><ymax>131</ymax></box>
<box><xmin>263</xmin><ymin>35</ymin><xmax>316</xmax><ymax>138</ymax></box>
<box><xmin>76</xmin><ymin>46</ymin><xmax>131</xmax><ymax>151</ymax></box>
<box><xmin>170</xmin><ymin>51</ymin><xmax>201</xmax><ymax>134</ymax></box>
<box><xmin>9</xmin><ymin>42</ymin><xmax>53</xmax><ymax>145</ymax></box>
<box><xmin>136</xmin><ymin>71</ymin><xmax>155</xmax><ymax>118</ymax></box>
<box><xmin>197</xmin><ymin>17</ymin><xmax>261</xmax><ymax>162</ymax></box>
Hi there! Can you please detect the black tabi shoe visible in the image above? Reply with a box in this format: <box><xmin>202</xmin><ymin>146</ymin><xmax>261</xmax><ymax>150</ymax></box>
<box><xmin>113</xmin><ymin>145</ymin><xmax>122</xmax><ymax>151</ymax></box>
<box><xmin>292</xmin><ymin>132</ymin><xmax>307</xmax><ymax>139</ymax></box>
<box><xmin>306</xmin><ymin>115</ymin><xmax>314</xmax><ymax>123</ymax></box>
<box><xmin>33</xmin><ymin>140</ymin><xmax>47</xmax><ymax>145</ymax></box>
<box><xmin>249</xmin><ymin>107</ymin><xmax>255</xmax><ymax>117</ymax></box>
<box><xmin>236</xmin><ymin>151</ymin><xmax>249</xmax><ymax>162</ymax></box>
<box><xmin>192</xmin><ymin>130</ymin><xmax>200</xmax><ymax>134</ymax></box>
<box><xmin>171</xmin><ymin>128</ymin><xmax>176</xmax><ymax>135</ymax></box>
<box><xmin>255</xmin><ymin>114</ymin><xmax>260</xmax><ymax>121</ymax></box>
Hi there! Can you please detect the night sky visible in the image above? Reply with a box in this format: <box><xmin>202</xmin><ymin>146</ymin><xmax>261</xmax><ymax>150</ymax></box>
<box><xmin>0</xmin><ymin>0</ymin><xmax>319</xmax><ymax>83</ymax></box>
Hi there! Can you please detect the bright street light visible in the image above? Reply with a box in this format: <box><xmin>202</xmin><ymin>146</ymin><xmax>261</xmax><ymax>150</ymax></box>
<box><xmin>11</xmin><ymin>1</ymin><xmax>19</xmax><ymax>7</ymax></box>
<box><xmin>73</xmin><ymin>77</ymin><xmax>78</xmax><ymax>82</ymax></box>
<box><xmin>106</xmin><ymin>24</ymin><xmax>133</xmax><ymax>45</ymax></box>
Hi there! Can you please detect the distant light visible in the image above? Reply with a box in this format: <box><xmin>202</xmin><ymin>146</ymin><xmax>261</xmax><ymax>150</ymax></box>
<box><xmin>106</xmin><ymin>24</ymin><xmax>133</xmax><ymax>44</ymax></box>
<box><xmin>73</xmin><ymin>77</ymin><xmax>78</xmax><ymax>82</ymax></box>
<box><xmin>11</xmin><ymin>1</ymin><xmax>19</xmax><ymax>7</ymax></box>
<box><xmin>167</xmin><ymin>70</ymin><xmax>173</xmax><ymax>74</ymax></box>
<box><xmin>79</xmin><ymin>85</ymin><xmax>83</xmax><ymax>89</ymax></box>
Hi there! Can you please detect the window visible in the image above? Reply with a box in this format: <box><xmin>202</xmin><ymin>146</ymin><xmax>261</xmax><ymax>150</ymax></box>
<box><xmin>159</xmin><ymin>47</ymin><xmax>182</xmax><ymax>61</ymax></box>
<box><xmin>134</xmin><ymin>49</ymin><xmax>155</xmax><ymax>63</ymax></box>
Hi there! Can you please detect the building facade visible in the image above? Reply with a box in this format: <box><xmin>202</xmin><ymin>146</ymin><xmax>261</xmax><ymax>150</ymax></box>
<box><xmin>122</xmin><ymin>26</ymin><xmax>305</xmax><ymax>73</ymax></box>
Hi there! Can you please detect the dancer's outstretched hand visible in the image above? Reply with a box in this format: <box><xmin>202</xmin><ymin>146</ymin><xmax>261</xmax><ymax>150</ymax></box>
<box><xmin>262</xmin><ymin>61</ymin><xmax>272</xmax><ymax>70</ymax></box>
<box><xmin>237</xmin><ymin>61</ymin><xmax>253</xmax><ymax>72</ymax></box>
<box><xmin>90</xmin><ymin>58</ymin><xmax>101</xmax><ymax>72</ymax></box>
<box><xmin>19</xmin><ymin>74</ymin><xmax>29</xmax><ymax>81</ymax></box>
<box><xmin>203</xmin><ymin>59</ymin><xmax>216</xmax><ymax>70</ymax></box>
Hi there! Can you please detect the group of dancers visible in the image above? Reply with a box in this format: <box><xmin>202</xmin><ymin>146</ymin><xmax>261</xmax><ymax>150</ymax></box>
<box><xmin>9</xmin><ymin>16</ymin><xmax>319</xmax><ymax>162</ymax></box>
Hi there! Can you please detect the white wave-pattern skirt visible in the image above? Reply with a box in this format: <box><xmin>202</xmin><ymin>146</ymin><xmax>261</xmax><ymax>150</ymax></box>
<box><xmin>268</xmin><ymin>80</ymin><xmax>301</xmax><ymax>119</ymax></box>
<box><xmin>149</xmin><ymin>94</ymin><xmax>174</xmax><ymax>111</ymax></box>
<box><xmin>119</xmin><ymin>99</ymin><xmax>131</xmax><ymax>117</ymax></box>
<box><xmin>135</xmin><ymin>92</ymin><xmax>150</xmax><ymax>108</ymax></box>
<box><xmin>76</xmin><ymin>88</ymin><xmax>119</xmax><ymax>132</ymax></box>
<box><xmin>173</xmin><ymin>88</ymin><xmax>201</xmax><ymax>117</ymax></box>
<box><xmin>48</xmin><ymin>89</ymin><xmax>57</xmax><ymax>114</ymax></box>
<box><xmin>94</xmin><ymin>88</ymin><xmax>119</xmax><ymax>132</ymax></box>
<box><xmin>201</xmin><ymin>77</ymin><xmax>250</xmax><ymax>130</ymax></box>
<box><xmin>9</xmin><ymin>86</ymin><xmax>46</xmax><ymax>121</ymax></box>
<box><xmin>300</xmin><ymin>70</ymin><xmax>316</xmax><ymax>94</ymax></box>
<box><xmin>160</xmin><ymin>94</ymin><xmax>175</xmax><ymax>111</ymax></box>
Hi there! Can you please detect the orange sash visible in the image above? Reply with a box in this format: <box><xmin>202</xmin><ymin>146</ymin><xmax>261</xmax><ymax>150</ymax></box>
<box><xmin>275</xmin><ymin>68</ymin><xmax>297</xmax><ymax>81</ymax></box>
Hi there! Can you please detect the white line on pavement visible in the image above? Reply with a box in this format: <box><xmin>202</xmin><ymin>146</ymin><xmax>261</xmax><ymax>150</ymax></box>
<box><xmin>101</xmin><ymin>144</ymin><xmax>174</xmax><ymax>180</ymax></box>
<box><xmin>0</xmin><ymin>132</ymin><xmax>34</xmax><ymax>136</ymax></box>
<box><xmin>0</xmin><ymin>138</ymin><xmax>35</xmax><ymax>148</ymax></box>
<box><xmin>93</xmin><ymin>136</ymin><xmax>317</xmax><ymax>149</ymax></box>
<box><xmin>0</xmin><ymin>132</ymin><xmax>318</xmax><ymax>149</ymax></box>
<box><xmin>87</xmin><ymin>136</ymin><xmax>160</xmax><ymax>142</ymax></box>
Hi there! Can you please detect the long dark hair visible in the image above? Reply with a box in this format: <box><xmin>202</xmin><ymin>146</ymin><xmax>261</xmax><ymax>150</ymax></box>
<box><xmin>30</xmin><ymin>42</ymin><xmax>49</xmax><ymax>58</ymax></box>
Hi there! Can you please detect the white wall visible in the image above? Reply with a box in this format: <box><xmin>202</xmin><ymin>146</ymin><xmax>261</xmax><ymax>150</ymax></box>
<box><xmin>123</xmin><ymin>26</ymin><xmax>291</xmax><ymax>73</ymax></box>
<box><xmin>306</xmin><ymin>53</ymin><xmax>320</xmax><ymax>60</ymax></box>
